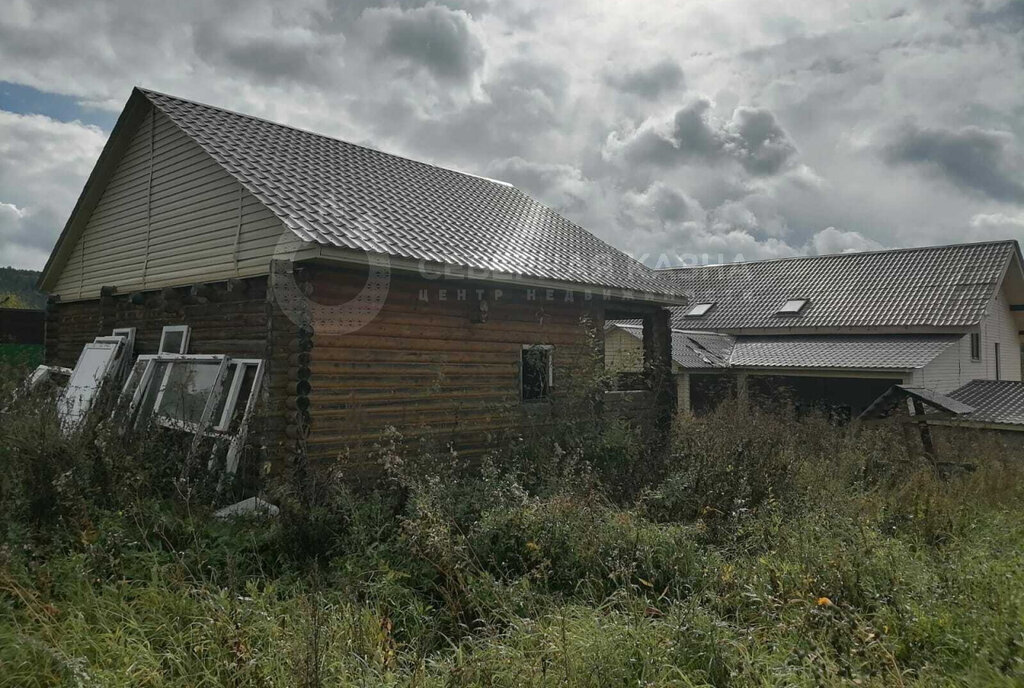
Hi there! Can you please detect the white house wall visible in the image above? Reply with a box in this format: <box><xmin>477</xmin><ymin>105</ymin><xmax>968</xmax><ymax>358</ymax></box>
<box><xmin>911</xmin><ymin>286</ymin><xmax>1021</xmax><ymax>392</ymax></box>
<box><xmin>52</xmin><ymin>109</ymin><xmax>286</xmax><ymax>300</ymax></box>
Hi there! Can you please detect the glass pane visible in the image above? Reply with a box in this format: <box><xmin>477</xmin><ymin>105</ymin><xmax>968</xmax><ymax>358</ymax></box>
<box><xmin>208</xmin><ymin>364</ymin><xmax>237</xmax><ymax>430</ymax></box>
<box><xmin>58</xmin><ymin>344</ymin><xmax>118</xmax><ymax>426</ymax></box>
<box><xmin>522</xmin><ymin>349</ymin><xmax>550</xmax><ymax>401</ymax></box>
<box><xmin>160</xmin><ymin>331</ymin><xmax>185</xmax><ymax>354</ymax></box>
<box><xmin>226</xmin><ymin>364</ymin><xmax>258</xmax><ymax>434</ymax></box>
<box><xmin>121</xmin><ymin>359</ymin><xmax>148</xmax><ymax>401</ymax></box>
<box><xmin>209</xmin><ymin>363</ymin><xmax>260</xmax><ymax>433</ymax></box>
<box><xmin>156</xmin><ymin>361</ymin><xmax>221</xmax><ymax>427</ymax></box>
<box><xmin>779</xmin><ymin>299</ymin><xmax>807</xmax><ymax>314</ymax></box>
<box><xmin>136</xmin><ymin>362</ymin><xmax>168</xmax><ymax>421</ymax></box>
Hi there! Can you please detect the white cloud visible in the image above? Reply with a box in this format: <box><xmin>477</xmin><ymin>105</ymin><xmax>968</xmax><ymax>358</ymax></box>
<box><xmin>806</xmin><ymin>227</ymin><xmax>884</xmax><ymax>255</ymax></box>
<box><xmin>0</xmin><ymin>0</ymin><xmax>1022</xmax><ymax>270</ymax></box>
<box><xmin>0</xmin><ymin>111</ymin><xmax>105</xmax><ymax>269</ymax></box>
<box><xmin>968</xmin><ymin>212</ymin><xmax>1024</xmax><ymax>243</ymax></box>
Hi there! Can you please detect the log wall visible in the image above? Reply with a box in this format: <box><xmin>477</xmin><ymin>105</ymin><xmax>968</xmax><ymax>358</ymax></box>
<box><xmin>44</xmin><ymin>263</ymin><xmax>675</xmax><ymax>479</ymax></box>
<box><xmin>45</xmin><ymin>276</ymin><xmax>294</xmax><ymax>463</ymax></box>
<box><xmin>301</xmin><ymin>264</ymin><xmax>609</xmax><ymax>473</ymax></box>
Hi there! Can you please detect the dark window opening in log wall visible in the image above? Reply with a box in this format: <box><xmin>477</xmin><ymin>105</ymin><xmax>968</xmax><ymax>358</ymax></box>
<box><xmin>522</xmin><ymin>345</ymin><xmax>552</xmax><ymax>402</ymax></box>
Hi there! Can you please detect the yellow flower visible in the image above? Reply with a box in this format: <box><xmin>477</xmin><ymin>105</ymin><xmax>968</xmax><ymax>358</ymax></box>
<box><xmin>817</xmin><ymin>597</ymin><xmax>833</xmax><ymax>607</ymax></box>
<box><xmin>525</xmin><ymin>541</ymin><xmax>540</xmax><ymax>552</ymax></box>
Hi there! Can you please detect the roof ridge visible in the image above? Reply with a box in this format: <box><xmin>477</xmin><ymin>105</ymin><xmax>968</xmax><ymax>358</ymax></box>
<box><xmin>657</xmin><ymin>239</ymin><xmax>1019</xmax><ymax>273</ymax></box>
<box><xmin>129</xmin><ymin>87</ymin><xmax>675</xmax><ymax>297</ymax></box>
<box><xmin>136</xmin><ymin>86</ymin><xmax>517</xmax><ymax>191</ymax></box>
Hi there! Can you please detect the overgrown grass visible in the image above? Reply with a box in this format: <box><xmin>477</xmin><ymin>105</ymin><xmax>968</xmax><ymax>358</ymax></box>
<box><xmin>1</xmin><ymin>370</ymin><xmax>1022</xmax><ymax>686</ymax></box>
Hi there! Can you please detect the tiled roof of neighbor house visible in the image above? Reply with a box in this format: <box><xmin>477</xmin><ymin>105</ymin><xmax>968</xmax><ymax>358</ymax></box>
<box><xmin>611</xmin><ymin>323</ymin><xmax>734</xmax><ymax>369</ymax></box>
<box><xmin>727</xmin><ymin>334</ymin><xmax>959</xmax><ymax>369</ymax></box>
<box><xmin>609</xmin><ymin>325</ymin><xmax>958</xmax><ymax>371</ymax></box>
<box><xmin>661</xmin><ymin>241</ymin><xmax>1020</xmax><ymax>331</ymax></box>
<box><xmin>139</xmin><ymin>89</ymin><xmax>678</xmax><ymax>298</ymax></box>
<box><xmin>949</xmin><ymin>380</ymin><xmax>1024</xmax><ymax>426</ymax></box>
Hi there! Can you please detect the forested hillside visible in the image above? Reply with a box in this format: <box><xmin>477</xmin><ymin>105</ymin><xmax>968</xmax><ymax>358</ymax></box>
<box><xmin>0</xmin><ymin>266</ymin><xmax>45</xmax><ymax>309</ymax></box>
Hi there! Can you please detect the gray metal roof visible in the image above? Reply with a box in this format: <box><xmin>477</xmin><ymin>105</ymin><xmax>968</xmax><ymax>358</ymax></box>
<box><xmin>138</xmin><ymin>89</ymin><xmax>678</xmax><ymax>298</ymax></box>
<box><xmin>949</xmin><ymin>380</ymin><xmax>1024</xmax><ymax>426</ymax></box>
<box><xmin>611</xmin><ymin>323</ymin><xmax>734</xmax><ymax>369</ymax></box>
<box><xmin>661</xmin><ymin>241</ymin><xmax>1020</xmax><ymax>331</ymax></box>
<box><xmin>728</xmin><ymin>334</ymin><xmax>958</xmax><ymax>369</ymax></box>
<box><xmin>857</xmin><ymin>384</ymin><xmax>975</xmax><ymax>421</ymax></box>
<box><xmin>609</xmin><ymin>325</ymin><xmax>958</xmax><ymax>371</ymax></box>
<box><xmin>896</xmin><ymin>386</ymin><xmax>976</xmax><ymax>415</ymax></box>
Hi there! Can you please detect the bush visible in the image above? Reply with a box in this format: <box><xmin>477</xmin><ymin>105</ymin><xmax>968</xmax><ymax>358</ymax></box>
<box><xmin>2</xmin><ymin>381</ymin><xmax>1023</xmax><ymax>686</ymax></box>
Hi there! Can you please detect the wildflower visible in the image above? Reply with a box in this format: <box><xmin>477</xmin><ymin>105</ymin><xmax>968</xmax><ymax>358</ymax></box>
<box><xmin>525</xmin><ymin>541</ymin><xmax>540</xmax><ymax>552</ymax></box>
<box><xmin>817</xmin><ymin>597</ymin><xmax>833</xmax><ymax>607</ymax></box>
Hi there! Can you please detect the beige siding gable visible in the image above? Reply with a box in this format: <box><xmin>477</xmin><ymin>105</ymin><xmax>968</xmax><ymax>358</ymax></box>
<box><xmin>604</xmin><ymin>327</ymin><xmax>644</xmax><ymax>372</ymax></box>
<box><xmin>52</xmin><ymin>109</ymin><xmax>286</xmax><ymax>300</ymax></box>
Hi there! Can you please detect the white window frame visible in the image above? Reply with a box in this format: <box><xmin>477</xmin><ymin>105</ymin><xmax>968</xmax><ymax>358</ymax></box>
<box><xmin>213</xmin><ymin>359</ymin><xmax>264</xmax><ymax>432</ymax></box>
<box><xmin>158</xmin><ymin>325</ymin><xmax>191</xmax><ymax>354</ymax></box>
<box><xmin>58</xmin><ymin>339</ymin><xmax>126</xmax><ymax>432</ymax></box>
<box><xmin>521</xmin><ymin>344</ymin><xmax>554</xmax><ymax>403</ymax></box>
<box><xmin>970</xmin><ymin>332</ymin><xmax>981</xmax><ymax>361</ymax></box>
<box><xmin>120</xmin><ymin>353</ymin><xmax>228</xmax><ymax>432</ymax></box>
<box><xmin>220</xmin><ymin>359</ymin><xmax>266</xmax><ymax>474</ymax></box>
<box><xmin>112</xmin><ymin>327</ymin><xmax>136</xmax><ymax>353</ymax></box>
<box><xmin>110</xmin><ymin>327</ymin><xmax>137</xmax><ymax>380</ymax></box>
<box><xmin>152</xmin><ymin>356</ymin><xmax>229</xmax><ymax>433</ymax></box>
<box><xmin>119</xmin><ymin>354</ymin><xmax>265</xmax><ymax>476</ymax></box>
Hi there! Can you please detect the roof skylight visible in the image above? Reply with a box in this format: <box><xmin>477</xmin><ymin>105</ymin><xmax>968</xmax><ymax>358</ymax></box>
<box><xmin>685</xmin><ymin>303</ymin><xmax>714</xmax><ymax>317</ymax></box>
<box><xmin>778</xmin><ymin>299</ymin><xmax>808</xmax><ymax>315</ymax></box>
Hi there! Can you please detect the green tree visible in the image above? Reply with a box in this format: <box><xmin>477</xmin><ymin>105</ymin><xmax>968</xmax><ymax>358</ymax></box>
<box><xmin>0</xmin><ymin>292</ymin><xmax>29</xmax><ymax>309</ymax></box>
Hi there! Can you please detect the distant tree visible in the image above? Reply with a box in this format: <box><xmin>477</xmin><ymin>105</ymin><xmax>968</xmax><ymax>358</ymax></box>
<box><xmin>0</xmin><ymin>292</ymin><xmax>30</xmax><ymax>309</ymax></box>
<box><xmin>0</xmin><ymin>267</ymin><xmax>46</xmax><ymax>309</ymax></box>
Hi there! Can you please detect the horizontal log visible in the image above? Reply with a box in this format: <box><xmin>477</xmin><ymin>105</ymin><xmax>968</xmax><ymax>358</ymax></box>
<box><xmin>288</xmin><ymin>352</ymin><xmax>311</xmax><ymax>367</ymax></box>
<box><xmin>288</xmin><ymin>365</ymin><xmax>312</xmax><ymax>381</ymax></box>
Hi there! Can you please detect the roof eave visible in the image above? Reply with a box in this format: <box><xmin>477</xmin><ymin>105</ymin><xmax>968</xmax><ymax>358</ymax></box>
<box><xmin>727</xmin><ymin>365</ymin><xmax>912</xmax><ymax>378</ymax></box>
<box><xmin>673</xmin><ymin>325</ymin><xmax>974</xmax><ymax>336</ymax></box>
<box><xmin>297</xmin><ymin>244</ymin><xmax>689</xmax><ymax>306</ymax></box>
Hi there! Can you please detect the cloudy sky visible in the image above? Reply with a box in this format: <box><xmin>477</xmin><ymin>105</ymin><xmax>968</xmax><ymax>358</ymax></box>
<box><xmin>1</xmin><ymin>0</ymin><xmax>1023</xmax><ymax>270</ymax></box>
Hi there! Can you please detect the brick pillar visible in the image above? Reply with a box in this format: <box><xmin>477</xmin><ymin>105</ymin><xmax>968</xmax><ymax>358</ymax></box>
<box><xmin>676</xmin><ymin>372</ymin><xmax>690</xmax><ymax>414</ymax></box>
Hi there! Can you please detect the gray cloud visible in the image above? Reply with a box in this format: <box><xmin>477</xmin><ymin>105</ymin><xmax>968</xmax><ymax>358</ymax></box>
<box><xmin>882</xmin><ymin>123</ymin><xmax>1024</xmax><ymax>203</ymax></box>
<box><xmin>367</xmin><ymin>4</ymin><xmax>485</xmax><ymax>83</ymax></box>
<box><xmin>605</xmin><ymin>59</ymin><xmax>685</xmax><ymax>99</ymax></box>
<box><xmin>606</xmin><ymin>99</ymin><xmax>797</xmax><ymax>176</ymax></box>
<box><xmin>723</xmin><ymin>107</ymin><xmax>799</xmax><ymax>176</ymax></box>
<box><xmin>192</xmin><ymin>23</ymin><xmax>345</xmax><ymax>86</ymax></box>
<box><xmin>385</xmin><ymin>57</ymin><xmax>571</xmax><ymax>165</ymax></box>
<box><xmin>485</xmin><ymin>157</ymin><xmax>594</xmax><ymax>215</ymax></box>
<box><xmin>1</xmin><ymin>0</ymin><xmax>1023</xmax><ymax>270</ymax></box>
<box><xmin>966</xmin><ymin>0</ymin><xmax>1024</xmax><ymax>32</ymax></box>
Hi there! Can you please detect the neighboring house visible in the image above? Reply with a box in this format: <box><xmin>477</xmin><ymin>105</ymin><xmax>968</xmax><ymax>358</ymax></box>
<box><xmin>605</xmin><ymin>321</ymin><xmax>734</xmax><ymax>414</ymax></box>
<box><xmin>608</xmin><ymin>241</ymin><xmax>1024</xmax><ymax>416</ymax></box>
<box><xmin>39</xmin><ymin>87</ymin><xmax>682</xmax><ymax>474</ymax></box>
